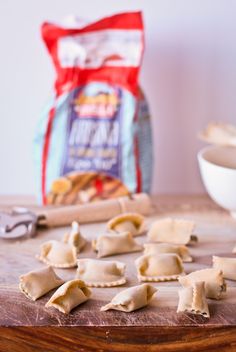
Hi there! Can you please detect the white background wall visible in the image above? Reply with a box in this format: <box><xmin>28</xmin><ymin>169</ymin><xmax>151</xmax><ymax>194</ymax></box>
<box><xmin>0</xmin><ymin>0</ymin><xmax>236</xmax><ymax>195</ymax></box>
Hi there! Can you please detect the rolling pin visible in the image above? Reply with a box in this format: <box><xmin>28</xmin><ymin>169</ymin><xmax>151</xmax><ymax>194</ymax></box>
<box><xmin>37</xmin><ymin>193</ymin><xmax>152</xmax><ymax>227</ymax></box>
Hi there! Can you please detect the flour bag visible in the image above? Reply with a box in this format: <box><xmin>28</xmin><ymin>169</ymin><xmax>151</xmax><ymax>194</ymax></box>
<box><xmin>34</xmin><ymin>12</ymin><xmax>152</xmax><ymax>205</ymax></box>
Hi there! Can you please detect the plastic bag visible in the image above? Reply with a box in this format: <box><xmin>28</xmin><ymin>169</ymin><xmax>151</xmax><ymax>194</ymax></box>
<box><xmin>34</xmin><ymin>12</ymin><xmax>152</xmax><ymax>205</ymax></box>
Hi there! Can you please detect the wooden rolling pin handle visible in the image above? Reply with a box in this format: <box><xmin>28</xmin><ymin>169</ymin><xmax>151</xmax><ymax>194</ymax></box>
<box><xmin>38</xmin><ymin>193</ymin><xmax>152</xmax><ymax>227</ymax></box>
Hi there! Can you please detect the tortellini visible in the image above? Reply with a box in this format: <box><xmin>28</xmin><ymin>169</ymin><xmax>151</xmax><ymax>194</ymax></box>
<box><xmin>92</xmin><ymin>231</ymin><xmax>143</xmax><ymax>258</ymax></box>
<box><xmin>63</xmin><ymin>221</ymin><xmax>86</xmax><ymax>253</ymax></box>
<box><xmin>178</xmin><ymin>268</ymin><xmax>226</xmax><ymax>299</ymax></box>
<box><xmin>135</xmin><ymin>253</ymin><xmax>184</xmax><ymax>282</ymax></box>
<box><xmin>37</xmin><ymin>221</ymin><xmax>86</xmax><ymax>268</ymax></box>
<box><xmin>101</xmin><ymin>284</ymin><xmax>157</xmax><ymax>312</ymax></box>
<box><xmin>76</xmin><ymin>259</ymin><xmax>126</xmax><ymax>287</ymax></box>
<box><xmin>21</xmin><ymin>207</ymin><xmax>232</xmax><ymax>319</ymax></box>
<box><xmin>46</xmin><ymin>279</ymin><xmax>91</xmax><ymax>314</ymax></box>
<box><xmin>199</xmin><ymin>122</ymin><xmax>236</xmax><ymax>147</ymax></box>
<box><xmin>143</xmin><ymin>243</ymin><xmax>192</xmax><ymax>262</ymax></box>
<box><xmin>177</xmin><ymin>281</ymin><xmax>210</xmax><ymax>318</ymax></box>
<box><xmin>19</xmin><ymin>266</ymin><xmax>64</xmax><ymax>301</ymax></box>
<box><xmin>107</xmin><ymin>213</ymin><xmax>145</xmax><ymax>236</ymax></box>
<box><xmin>37</xmin><ymin>240</ymin><xmax>78</xmax><ymax>268</ymax></box>
<box><xmin>147</xmin><ymin>218</ymin><xmax>197</xmax><ymax>245</ymax></box>
<box><xmin>212</xmin><ymin>256</ymin><xmax>236</xmax><ymax>281</ymax></box>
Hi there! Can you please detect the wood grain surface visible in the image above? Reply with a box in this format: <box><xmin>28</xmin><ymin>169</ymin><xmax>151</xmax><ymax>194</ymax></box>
<box><xmin>0</xmin><ymin>195</ymin><xmax>236</xmax><ymax>351</ymax></box>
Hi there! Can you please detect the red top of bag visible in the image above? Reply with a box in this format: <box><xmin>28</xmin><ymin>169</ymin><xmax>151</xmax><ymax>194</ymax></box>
<box><xmin>41</xmin><ymin>12</ymin><xmax>144</xmax><ymax>96</ymax></box>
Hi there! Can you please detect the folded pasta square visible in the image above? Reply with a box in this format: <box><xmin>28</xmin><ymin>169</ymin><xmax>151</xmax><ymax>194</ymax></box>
<box><xmin>92</xmin><ymin>232</ymin><xmax>143</xmax><ymax>258</ymax></box>
<box><xmin>19</xmin><ymin>266</ymin><xmax>64</xmax><ymax>301</ymax></box>
<box><xmin>177</xmin><ymin>281</ymin><xmax>210</xmax><ymax>318</ymax></box>
<box><xmin>107</xmin><ymin>213</ymin><xmax>145</xmax><ymax>236</ymax></box>
<box><xmin>199</xmin><ymin>122</ymin><xmax>236</xmax><ymax>146</ymax></box>
<box><xmin>178</xmin><ymin>268</ymin><xmax>226</xmax><ymax>299</ymax></box>
<box><xmin>63</xmin><ymin>221</ymin><xmax>86</xmax><ymax>253</ymax></box>
<box><xmin>135</xmin><ymin>253</ymin><xmax>184</xmax><ymax>282</ymax></box>
<box><xmin>37</xmin><ymin>240</ymin><xmax>77</xmax><ymax>268</ymax></box>
<box><xmin>101</xmin><ymin>284</ymin><xmax>157</xmax><ymax>312</ymax></box>
<box><xmin>76</xmin><ymin>259</ymin><xmax>126</xmax><ymax>287</ymax></box>
<box><xmin>143</xmin><ymin>243</ymin><xmax>192</xmax><ymax>262</ymax></box>
<box><xmin>46</xmin><ymin>279</ymin><xmax>91</xmax><ymax>314</ymax></box>
<box><xmin>147</xmin><ymin>218</ymin><xmax>197</xmax><ymax>245</ymax></box>
<box><xmin>213</xmin><ymin>256</ymin><xmax>236</xmax><ymax>281</ymax></box>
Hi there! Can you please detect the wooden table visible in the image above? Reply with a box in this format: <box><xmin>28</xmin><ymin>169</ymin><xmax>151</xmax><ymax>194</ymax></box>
<box><xmin>1</xmin><ymin>195</ymin><xmax>236</xmax><ymax>351</ymax></box>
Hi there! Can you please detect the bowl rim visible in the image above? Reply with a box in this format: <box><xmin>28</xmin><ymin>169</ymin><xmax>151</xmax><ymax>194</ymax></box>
<box><xmin>197</xmin><ymin>145</ymin><xmax>236</xmax><ymax>172</ymax></box>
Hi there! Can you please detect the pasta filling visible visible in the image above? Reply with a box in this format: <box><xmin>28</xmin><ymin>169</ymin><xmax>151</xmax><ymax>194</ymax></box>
<box><xmin>107</xmin><ymin>213</ymin><xmax>145</xmax><ymax>236</ymax></box>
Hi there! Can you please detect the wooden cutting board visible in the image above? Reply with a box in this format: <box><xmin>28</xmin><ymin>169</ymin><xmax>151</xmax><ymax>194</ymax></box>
<box><xmin>0</xmin><ymin>195</ymin><xmax>236</xmax><ymax>351</ymax></box>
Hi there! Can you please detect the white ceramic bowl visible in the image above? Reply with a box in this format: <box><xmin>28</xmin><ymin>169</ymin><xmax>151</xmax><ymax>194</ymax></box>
<box><xmin>198</xmin><ymin>145</ymin><xmax>236</xmax><ymax>218</ymax></box>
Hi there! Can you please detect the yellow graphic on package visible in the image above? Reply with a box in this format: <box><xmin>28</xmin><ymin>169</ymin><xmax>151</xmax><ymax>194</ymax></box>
<box><xmin>73</xmin><ymin>92</ymin><xmax>119</xmax><ymax>118</ymax></box>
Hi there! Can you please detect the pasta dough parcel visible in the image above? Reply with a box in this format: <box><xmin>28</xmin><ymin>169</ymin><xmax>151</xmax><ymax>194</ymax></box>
<box><xmin>34</xmin><ymin>12</ymin><xmax>152</xmax><ymax>205</ymax></box>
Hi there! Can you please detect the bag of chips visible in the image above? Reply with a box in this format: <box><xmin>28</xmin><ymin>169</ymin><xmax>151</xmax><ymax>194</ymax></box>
<box><xmin>34</xmin><ymin>12</ymin><xmax>152</xmax><ymax>205</ymax></box>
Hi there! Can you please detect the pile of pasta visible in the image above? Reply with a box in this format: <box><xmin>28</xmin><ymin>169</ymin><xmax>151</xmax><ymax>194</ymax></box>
<box><xmin>19</xmin><ymin>215</ymin><xmax>236</xmax><ymax>316</ymax></box>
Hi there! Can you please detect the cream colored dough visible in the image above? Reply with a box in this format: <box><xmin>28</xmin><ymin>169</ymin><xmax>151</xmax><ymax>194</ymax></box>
<box><xmin>19</xmin><ymin>266</ymin><xmax>64</xmax><ymax>301</ymax></box>
<box><xmin>143</xmin><ymin>243</ymin><xmax>192</xmax><ymax>262</ymax></box>
<box><xmin>179</xmin><ymin>268</ymin><xmax>226</xmax><ymax>299</ymax></box>
<box><xmin>93</xmin><ymin>231</ymin><xmax>143</xmax><ymax>258</ymax></box>
<box><xmin>37</xmin><ymin>240</ymin><xmax>78</xmax><ymax>268</ymax></box>
<box><xmin>177</xmin><ymin>281</ymin><xmax>210</xmax><ymax>318</ymax></box>
<box><xmin>107</xmin><ymin>213</ymin><xmax>145</xmax><ymax>236</ymax></box>
<box><xmin>147</xmin><ymin>218</ymin><xmax>197</xmax><ymax>245</ymax></box>
<box><xmin>101</xmin><ymin>284</ymin><xmax>157</xmax><ymax>312</ymax></box>
<box><xmin>46</xmin><ymin>279</ymin><xmax>91</xmax><ymax>314</ymax></box>
<box><xmin>135</xmin><ymin>253</ymin><xmax>185</xmax><ymax>282</ymax></box>
<box><xmin>76</xmin><ymin>258</ymin><xmax>126</xmax><ymax>287</ymax></box>
<box><xmin>213</xmin><ymin>256</ymin><xmax>236</xmax><ymax>281</ymax></box>
<box><xmin>63</xmin><ymin>221</ymin><xmax>86</xmax><ymax>253</ymax></box>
